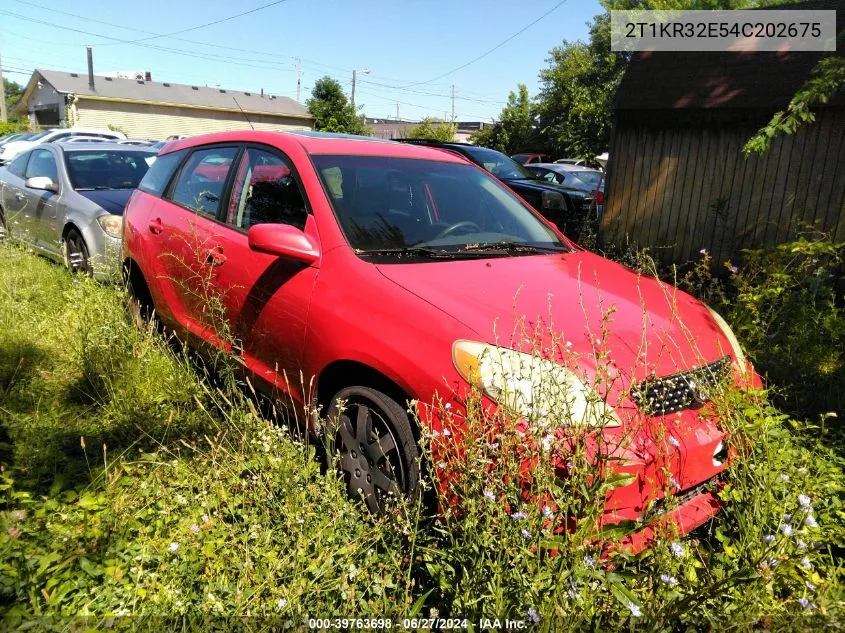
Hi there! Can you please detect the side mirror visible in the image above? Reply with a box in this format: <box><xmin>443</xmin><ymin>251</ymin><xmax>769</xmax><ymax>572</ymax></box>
<box><xmin>247</xmin><ymin>223</ymin><xmax>320</xmax><ymax>264</ymax></box>
<box><xmin>25</xmin><ymin>176</ymin><xmax>58</xmax><ymax>193</ymax></box>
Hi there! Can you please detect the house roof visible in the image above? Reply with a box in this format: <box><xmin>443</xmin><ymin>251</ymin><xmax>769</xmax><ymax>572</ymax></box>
<box><xmin>615</xmin><ymin>0</ymin><xmax>844</xmax><ymax>111</ymax></box>
<box><xmin>18</xmin><ymin>69</ymin><xmax>312</xmax><ymax>119</ymax></box>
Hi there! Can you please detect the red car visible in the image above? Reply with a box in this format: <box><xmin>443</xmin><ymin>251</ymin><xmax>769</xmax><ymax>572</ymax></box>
<box><xmin>122</xmin><ymin>131</ymin><xmax>755</xmax><ymax>552</ymax></box>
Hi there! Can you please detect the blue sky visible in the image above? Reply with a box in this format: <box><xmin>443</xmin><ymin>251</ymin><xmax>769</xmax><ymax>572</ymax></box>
<box><xmin>0</xmin><ymin>0</ymin><xmax>603</xmax><ymax>121</ymax></box>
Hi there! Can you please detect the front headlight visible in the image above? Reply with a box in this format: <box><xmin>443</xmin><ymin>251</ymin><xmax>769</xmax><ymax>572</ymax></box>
<box><xmin>706</xmin><ymin>306</ymin><xmax>746</xmax><ymax>368</ymax></box>
<box><xmin>97</xmin><ymin>214</ymin><xmax>123</xmax><ymax>238</ymax></box>
<box><xmin>452</xmin><ymin>340</ymin><xmax>621</xmax><ymax>428</ymax></box>
<box><xmin>540</xmin><ymin>190</ymin><xmax>565</xmax><ymax>211</ymax></box>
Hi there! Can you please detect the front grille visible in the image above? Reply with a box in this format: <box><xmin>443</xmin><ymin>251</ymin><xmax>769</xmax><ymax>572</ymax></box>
<box><xmin>642</xmin><ymin>475</ymin><xmax>720</xmax><ymax>523</ymax></box>
<box><xmin>631</xmin><ymin>355</ymin><xmax>731</xmax><ymax>414</ymax></box>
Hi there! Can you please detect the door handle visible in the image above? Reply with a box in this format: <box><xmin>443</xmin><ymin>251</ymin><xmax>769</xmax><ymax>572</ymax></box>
<box><xmin>148</xmin><ymin>218</ymin><xmax>163</xmax><ymax>235</ymax></box>
<box><xmin>205</xmin><ymin>246</ymin><xmax>226</xmax><ymax>267</ymax></box>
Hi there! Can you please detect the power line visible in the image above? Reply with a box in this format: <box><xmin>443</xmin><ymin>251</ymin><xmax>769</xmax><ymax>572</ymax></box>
<box><xmin>393</xmin><ymin>0</ymin><xmax>570</xmax><ymax>88</ymax></box>
<box><xmin>102</xmin><ymin>0</ymin><xmax>292</xmax><ymax>45</ymax></box>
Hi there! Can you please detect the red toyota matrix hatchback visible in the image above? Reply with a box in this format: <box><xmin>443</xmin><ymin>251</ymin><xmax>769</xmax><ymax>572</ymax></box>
<box><xmin>122</xmin><ymin>131</ymin><xmax>755</xmax><ymax>551</ymax></box>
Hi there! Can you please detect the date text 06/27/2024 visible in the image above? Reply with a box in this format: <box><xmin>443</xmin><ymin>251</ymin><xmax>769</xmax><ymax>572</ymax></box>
<box><xmin>307</xmin><ymin>617</ymin><xmax>534</xmax><ymax>630</ymax></box>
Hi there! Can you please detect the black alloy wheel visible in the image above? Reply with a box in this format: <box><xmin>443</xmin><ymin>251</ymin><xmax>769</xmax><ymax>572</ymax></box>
<box><xmin>326</xmin><ymin>386</ymin><xmax>420</xmax><ymax>514</ymax></box>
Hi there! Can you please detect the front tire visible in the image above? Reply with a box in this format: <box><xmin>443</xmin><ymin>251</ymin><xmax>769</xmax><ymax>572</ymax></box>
<box><xmin>63</xmin><ymin>228</ymin><xmax>90</xmax><ymax>274</ymax></box>
<box><xmin>326</xmin><ymin>386</ymin><xmax>420</xmax><ymax>514</ymax></box>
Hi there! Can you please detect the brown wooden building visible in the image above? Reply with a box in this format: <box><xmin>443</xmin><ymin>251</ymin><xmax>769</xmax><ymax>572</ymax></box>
<box><xmin>602</xmin><ymin>22</ymin><xmax>845</xmax><ymax>265</ymax></box>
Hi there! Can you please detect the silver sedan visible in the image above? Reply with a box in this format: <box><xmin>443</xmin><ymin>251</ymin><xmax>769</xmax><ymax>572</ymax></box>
<box><xmin>0</xmin><ymin>142</ymin><xmax>157</xmax><ymax>279</ymax></box>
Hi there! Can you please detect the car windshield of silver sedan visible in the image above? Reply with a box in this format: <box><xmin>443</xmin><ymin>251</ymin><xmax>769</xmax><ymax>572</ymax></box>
<box><xmin>64</xmin><ymin>150</ymin><xmax>157</xmax><ymax>191</ymax></box>
<box><xmin>312</xmin><ymin>155</ymin><xmax>569</xmax><ymax>260</ymax></box>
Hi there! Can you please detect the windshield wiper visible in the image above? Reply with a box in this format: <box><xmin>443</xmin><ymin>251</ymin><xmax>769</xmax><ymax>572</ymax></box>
<box><xmin>457</xmin><ymin>241</ymin><xmax>570</xmax><ymax>254</ymax></box>
<box><xmin>356</xmin><ymin>246</ymin><xmax>472</xmax><ymax>259</ymax></box>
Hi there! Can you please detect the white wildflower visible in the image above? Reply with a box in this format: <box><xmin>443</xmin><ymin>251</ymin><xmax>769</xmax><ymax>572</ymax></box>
<box><xmin>168</xmin><ymin>542</ymin><xmax>179</xmax><ymax>553</ymax></box>
<box><xmin>670</xmin><ymin>542</ymin><xmax>684</xmax><ymax>557</ymax></box>
<box><xmin>806</xmin><ymin>580</ymin><xmax>817</xmax><ymax>591</ymax></box>
<box><xmin>542</xmin><ymin>505</ymin><xmax>554</xmax><ymax>518</ymax></box>
<box><xmin>190</xmin><ymin>524</ymin><xmax>200</xmax><ymax>534</ymax></box>
<box><xmin>779</xmin><ymin>474</ymin><xmax>790</xmax><ymax>482</ymax></box>
<box><xmin>660</xmin><ymin>574</ymin><xmax>679</xmax><ymax>586</ymax></box>
<box><xmin>483</xmin><ymin>489</ymin><xmax>495</xmax><ymax>502</ymax></box>
<box><xmin>628</xmin><ymin>601</ymin><xmax>642</xmax><ymax>618</ymax></box>
<box><xmin>804</xmin><ymin>515</ymin><xmax>818</xmax><ymax>528</ymax></box>
<box><xmin>521</xmin><ymin>529</ymin><xmax>531</xmax><ymax>538</ymax></box>
<box><xmin>583</xmin><ymin>554</ymin><xmax>596</xmax><ymax>568</ymax></box>
<box><xmin>526</xmin><ymin>607</ymin><xmax>541</xmax><ymax>623</ymax></box>
<box><xmin>277</xmin><ymin>598</ymin><xmax>288</xmax><ymax>609</ymax></box>
<box><xmin>511</xmin><ymin>511</ymin><xmax>528</xmax><ymax>520</ymax></box>
<box><xmin>798</xmin><ymin>494</ymin><xmax>812</xmax><ymax>508</ymax></box>
<box><xmin>780</xmin><ymin>524</ymin><xmax>794</xmax><ymax>537</ymax></box>
<box><xmin>668</xmin><ymin>436</ymin><xmax>681</xmax><ymax>448</ymax></box>
<box><xmin>801</xmin><ymin>556</ymin><xmax>813</xmax><ymax>569</ymax></box>
<box><xmin>797</xmin><ymin>539</ymin><xmax>807</xmax><ymax>550</ymax></box>
<box><xmin>763</xmin><ymin>534</ymin><xmax>775</xmax><ymax>545</ymax></box>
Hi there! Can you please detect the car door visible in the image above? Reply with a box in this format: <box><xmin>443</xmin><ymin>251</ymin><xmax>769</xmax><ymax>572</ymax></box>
<box><xmin>22</xmin><ymin>148</ymin><xmax>62</xmax><ymax>254</ymax></box>
<box><xmin>149</xmin><ymin>144</ymin><xmax>241</xmax><ymax>347</ymax></box>
<box><xmin>211</xmin><ymin>145</ymin><xmax>320</xmax><ymax>402</ymax></box>
<box><xmin>0</xmin><ymin>152</ymin><xmax>33</xmax><ymax>243</ymax></box>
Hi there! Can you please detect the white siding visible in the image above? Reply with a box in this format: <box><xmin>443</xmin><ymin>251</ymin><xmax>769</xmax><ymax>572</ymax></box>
<box><xmin>73</xmin><ymin>98</ymin><xmax>313</xmax><ymax>138</ymax></box>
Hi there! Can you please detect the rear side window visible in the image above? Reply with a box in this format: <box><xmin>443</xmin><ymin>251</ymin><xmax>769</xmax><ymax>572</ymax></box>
<box><xmin>138</xmin><ymin>149</ymin><xmax>187</xmax><ymax>197</ymax></box>
<box><xmin>169</xmin><ymin>147</ymin><xmax>239</xmax><ymax>216</ymax></box>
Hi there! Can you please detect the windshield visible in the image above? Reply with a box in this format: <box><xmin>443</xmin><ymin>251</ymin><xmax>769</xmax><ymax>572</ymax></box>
<box><xmin>64</xmin><ymin>150</ymin><xmax>156</xmax><ymax>190</ymax></box>
<box><xmin>569</xmin><ymin>170</ymin><xmax>604</xmax><ymax>189</ymax></box>
<box><xmin>461</xmin><ymin>146</ymin><xmax>535</xmax><ymax>181</ymax></box>
<box><xmin>312</xmin><ymin>155</ymin><xmax>567</xmax><ymax>259</ymax></box>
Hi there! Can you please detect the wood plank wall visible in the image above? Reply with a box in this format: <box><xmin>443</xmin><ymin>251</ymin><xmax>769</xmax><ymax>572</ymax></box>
<box><xmin>601</xmin><ymin>109</ymin><xmax>845</xmax><ymax>266</ymax></box>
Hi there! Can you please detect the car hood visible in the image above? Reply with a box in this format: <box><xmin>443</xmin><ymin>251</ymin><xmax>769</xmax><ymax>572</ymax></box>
<box><xmin>0</xmin><ymin>141</ymin><xmax>32</xmax><ymax>157</ymax></box>
<box><xmin>505</xmin><ymin>177</ymin><xmax>591</xmax><ymax>199</ymax></box>
<box><xmin>76</xmin><ymin>189</ymin><xmax>134</xmax><ymax>215</ymax></box>
<box><xmin>376</xmin><ymin>250</ymin><xmax>730</xmax><ymax>386</ymax></box>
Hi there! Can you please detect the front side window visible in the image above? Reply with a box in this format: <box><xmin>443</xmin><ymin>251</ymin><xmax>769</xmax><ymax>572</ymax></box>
<box><xmin>226</xmin><ymin>148</ymin><xmax>308</xmax><ymax>231</ymax></box>
<box><xmin>64</xmin><ymin>150</ymin><xmax>155</xmax><ymax>190</ymax></box>
<box><xmin>169</xmin><ymin>146</ymin><xmax>238</xmax><ymax>215</ymax></box>
<box><xmin>48</xmin><ymin>132</ymin><xmax>71</xmax><ymax>142</ymax></box>
<box><xmin>312</xmin><ymin>154</ymin><xmax>566</xmax><ymax>259</ymax></box>
<box><xmin>7</xmin><ymin>152</ymin><xmax>29</xmax><ymax>178</ymax></box>
<box><xmin>25</xmin><ymin>149</ymin><xmax>58</xmax><ymax>182</ymax></box>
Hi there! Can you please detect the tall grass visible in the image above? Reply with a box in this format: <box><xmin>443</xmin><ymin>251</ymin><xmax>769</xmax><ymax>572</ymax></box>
<box><xmin>0</xmin><ymin>242</ymin><xmax>843</xmax><ymax>630</ymax></box>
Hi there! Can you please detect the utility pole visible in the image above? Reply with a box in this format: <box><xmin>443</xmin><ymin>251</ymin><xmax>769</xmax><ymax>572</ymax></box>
<box><xmin>294</xmin><ymin>57</ymin><xmax>302</xmax><ymax>103</ymax></box>
<box><xmin>351</xmin><ymin>68</ymin><xmax>369</xmax><ymax>110</ymax></box>
<box><xmin>396</xmin><ymin>103</ymin><xmax>399</xmax><ymax>120</ymax></box>
<box><xmin>0</xmin><ymin>46</ymin><xmax>7</xmax><ymax>123</ymax></box>
<box><xmin>450</xmin><ymin>84</ymin><xmax>455</xmax><ymax>123</ymax></box>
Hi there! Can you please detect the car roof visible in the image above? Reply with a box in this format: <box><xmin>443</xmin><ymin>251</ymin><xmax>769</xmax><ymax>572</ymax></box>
<box><xmin>532</xmin><ymin>162</ymin><xmax>599</xmax><ymax>173</ymax></box>
<box><xmin>160</xmin><ymin>130</ymin><xmax>470</xmax><ymax>163</ymax></box>
<box><xmin>53</xmin><ymin>141</ymin><xmax>157</xmax><ymax>153</ymax></box>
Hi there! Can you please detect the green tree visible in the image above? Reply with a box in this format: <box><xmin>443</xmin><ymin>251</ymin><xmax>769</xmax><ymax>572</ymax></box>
<box><xmin>306</xmin><ymin>76</ymin><xmax>370</xmax><ymax>135</ymax></box>
<box><xmin>535</xmin><ymin>12</ymin><xmax>627</xmax><ymax>159</ymax></box>
<box><xmin>471</xmin><ymin>84</ymin><xmax>537</xmax><ymax>154</ymax></box>
<box><xmin>405</xmin><ymin>117</ymin><xmax>456</xmax><ymax>141</ymax></box>
<box><xmin>4</xmin><ymin>79</ymin><xmax>25</xmax><ymax>124</ymax></box>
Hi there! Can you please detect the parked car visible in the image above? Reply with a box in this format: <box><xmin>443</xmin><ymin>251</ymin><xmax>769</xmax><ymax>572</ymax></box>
<box><xmin>554</xmin><ymin>157</ymin><xmax>604</xmax><ymax>171</ymax></box>
<box><xmin>511</xmin><ymin>153</ymin><xmax>550</xmax><ymax>165</ymax></box>
<box><xmin>527</xmin><ymin>163</ymin><xmax>605</xmax><ymax>219</ymax></box>
<box><xmin>61</xmin><ymin>136</ymin><xmax>113</xmax><ymax>144</ymax></box>
<box><xmin>121</xmin><ymin>130</ymin><xmax>756</xmax><ymax>552</ymax></box>
<box><xmin>0</xmin><ymin>128</ymin><xmax>128</xmax><ymax>164</ymax></box>
<box><xmin>396</xmin><ymin>140</ymin><xmax>594</xmax><ymax>238</ymax></box>
<box><xmin>0</xmin><ymin>132</ymin><xmax>36</xmax><ymax>148</ymax></box>
<box><xmin>0</xmin><ymin>142</ymin><xmax>156</xmax><ymax>277</ymax></box>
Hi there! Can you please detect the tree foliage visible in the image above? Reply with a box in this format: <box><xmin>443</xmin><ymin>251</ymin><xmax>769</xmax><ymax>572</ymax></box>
<box><xmin>4</xmin><ymin>79</ymin><xmax>24</xmax><ymax>124</ymax></box>
<box><xmin>405</xmin><ymin>118</ymin><xmax>456</xmax><ymax>141</ymax></box>
<box><xmin>535</xmin><ymin>12</ymin><xmax>628</xmax><ymax>159</ymax></box>
<box><xmin>306</xmin><ymin>76</ymin><xmax>370</xmax><ymax>135</ymax></box>
<box><xmin>744</xmin><ymin>56</ymin><xmax>845</xmax><ymax>156</ymax></box>
<box><xmin>471</xmin><ymin>84</ymin><xmax>536</xmax><ymax>154</ymax></box>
